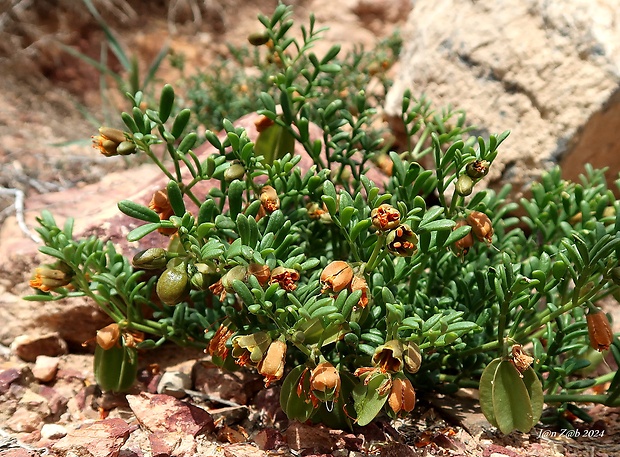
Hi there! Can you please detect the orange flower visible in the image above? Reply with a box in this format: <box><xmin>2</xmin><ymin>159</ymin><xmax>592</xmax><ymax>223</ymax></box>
<box><xmin>149</xmin><ymin>189</ymin><xmax>177</xmax><ymax>235</ymax></box>
<box><xmin>372</xmin><ymin>340</ymin><xmax>405</xmax><ymax>373</ymax></box>
<box><xmin>208</xmin><ymin>323</ymin><xmax>235</xmax><ymax>360</ymax></box>
<box><xmin>320</xmin><ymin>261</ymin><xmax>353</xmax><ymax>293</ymax></box>
<box><xmin>587</xmin><ymin>309</ymin><xmax>613</xmax><ymax>352</ymax></box>
<box><xmin>350</xmin><ymin>275</ymin><xmax>369</xmax><ymax>308</ymax></box>
<box><xmin>29</xmin><ymin>267</ymin><xmax>72</xmax><ymax>292</ymax></box>
<box><xmin>91</xmin><ymin>127</ymin><xmax>129</xmax><ymax>157</ymax></box>
<box><xmin>453</xmin><ymin>219</ymin><xmax>474</xmax><ymax>255</ymax></box>
<box><xmin>269</xmin><ymin>267</ymin><xmax>300</xmax><ymax>291</ymax></box>
<box><xmin>388</xmin><ymin>376</ymin><xmax>416</xmax><ymax>415</ymax></box>
<box><xmin>260</xmin><ymin>186</ymin><xmax>280</xmax><ymax>213</ymax></box>
<box><xmin>467</xmin><ymin>211</ymin><xmax>493</xmax><ymax>244</ymax></box>
<box><xmin>248</xmin><ymin>263</ymin><xmax>271</xmax><ymax>286</ymax></box>
<box><xmin>96</xmin><ymin>323</ymin><xmax>120</xmax><ymax>350</ymax></box>
<box><xmin>257</xmin><ymin>340</ymin><xmax>287</xmax><ymax>387</ymax></box>
<box><xmin>310</xmin><ymin>362</ymin><xmax>341</xmax><ymax>403</ymax></box>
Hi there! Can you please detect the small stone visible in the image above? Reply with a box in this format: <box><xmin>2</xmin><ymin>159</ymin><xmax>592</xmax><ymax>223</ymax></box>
<box><xmin>285</xmin><ymin>422</ymin><xmax>336</xmax><ymax>454</ymax></box>
<box><xmin>209</xmin><ymin>405</ymin><xmax>249</xmax><ymax>425</ymax></box>
<box><xmin>254</xmin><ymin>428</ymin><xmax>285</xmax><ymax>451</ymax></box>
<box><xmin>223</xmin><ymin>443</ymin><xmax>268</xmax><ymax>457</ymax></box>
<box><xmin>11</xmin><ymin>333</ymin><xmax>67</xmax><ymax>362</ymax></box>
<box><xmin>0</xmin><ymin>367</ymin><xmax>22</xmax><ymax>394</ymax></box>
<box><xmin>41</xmin><ymin>423</ymin><xmax>68</xmax><ymax>439</ymax></box>
<box><xmin>18</xmin><ymin>390</ymin><xmax>50</xmax><ymax>417</ymax></box>
<box><xmin>156</xmin><ymin>371</ymin><xmax>191</xmax><ymax>398</ymax></box>
<box><xmin>6</xmin><ymin>407</ymin><xmax>43</xmax><ymax>433</ymax></box>
<box><xmin>52</xmin><ymin>418</ymin><xmax>135</xmax><ymax>457</ymax></box>
<box><xmin>32</xmin><ymin>355</ymin><xmax>59</xmax><ymax>382</ymax></box>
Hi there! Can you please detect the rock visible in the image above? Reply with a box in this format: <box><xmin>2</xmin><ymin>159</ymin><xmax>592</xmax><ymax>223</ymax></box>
<box><xmin>10</xmin><ymin>333</ymin><xmax>67</xmax><ymax>362</ymax></box>
<box><xmin>156</xmin><ymin>371</ymin><xmax>191</xmax><ymax>399</ymax></box>
<box><xmin>285</xmin><ymin>422</ymin><xmax>336</xmax><ymax>453</ymax></box>
<box><xmin>192</xmin><ymin>360</ymin><xmax>258</xmax><ymax>405</ymax></box>
<box><xmin>0</xmin><ymin>367</ymin><xmax>23</xmax><ymax>394</ymax></box>
<box><xmin>18</xmin><ymin>390</ymin><xmax>50</xmax><ymax>417</ymax></box>
<box><xmin>38</xmin><ymin>385</ymin><xmax>68</xmax><ymax>416</ymax></box>
<box><xmin>379</xmin><ymin>442</ymin><xmax>417</xmax><ymax>457</ymax></box>
<box><xmin>52</xmin><ymin>418</ymin><xmax>135</xmax><ymax>457</ymax></box>
<box><xmin>209</xmin><ymin>405</ymin><xmax>249</xmax><ymax>425</ymax></box>
<box><xmin>32</xmin><ymin>355</ymin><xmax>59</xmax><ymax>382</ymax></box>
<box><xmin>385</xmin><ymin>0</ymin><xmax>620</xmax><ymax>196</ymax></box>
<box><xmin>126</xmin><ymin>392</ymin><xmax>215</xmax><ymax>436</ymax></box>
<box><xmin>253</xmin><ymin>428</ymin><xmax>286</xmax><ymax>451</ymax></box>
<box><xmin>223</xmin><ymin>443</ymin><xmax>268</xmax><ymax>457</ymax></box>
<box><xmin>5</xmin><ymin>407</ymin><xmax>43</xmax><ymax>433</ymax></box>
<box><xmin>40</xmin><ymin>423</ymin><xmax>68</xmax><ymax>440</ymax></box>
<box><xmin>0</xmin><ymin>450</ymin><xmax>37</xmax><ymax>457</ymax></box>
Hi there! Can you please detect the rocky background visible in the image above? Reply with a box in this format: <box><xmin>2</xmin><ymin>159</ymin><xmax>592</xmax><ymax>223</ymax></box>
<box><xmin>0</xmin><ymin>1</ymin><xmax>619</xmax><ymax>456</ymax></box>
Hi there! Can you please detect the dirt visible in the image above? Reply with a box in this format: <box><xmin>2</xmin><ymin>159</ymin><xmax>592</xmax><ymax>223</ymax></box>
<box><xmin>0</xmin><ymin>1</ymin><xmax>619</xmax><ymax>456</ymax></box>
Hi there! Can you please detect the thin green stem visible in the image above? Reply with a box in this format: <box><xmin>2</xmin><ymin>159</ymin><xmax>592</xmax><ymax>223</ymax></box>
<box><xmin>364</xmin><ymin>234</ymin><xmax>386</xmax><ymax>274</ymax></box>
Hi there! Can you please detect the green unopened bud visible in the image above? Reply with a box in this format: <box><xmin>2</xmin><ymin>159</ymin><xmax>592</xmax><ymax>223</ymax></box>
<box><xmin>466</xmin><ymin>160</ymin><xmax>490</xmax><ymax>179</ymax></box>
<box><xmin>224</xmin><ymin>163</ymin><xmax>245</xmax><ymax>181</ymax></box>
<box><xmin>456</xmin><ymin>174</ymin><xmax>474</xmax><ymax>196</ymax></box>
<box><xmin>156</xmin><ymin>263</ymin><xmax>190</xmax><ymax>305</ymax></box>
<box><xmin>221</xmin><ymin>265</ymin><xmax>248</xmax><ymax>292</ymax></box>
<box><xmin>132</xmin><ymin>248</ymin><xmax>168</xmax><ymax>269</ymax></box>
<box><xmin>248</xmin><ymin>31</ymin><xmax>270</xmax><ymax>46</ymax></box>
<box><xmin>117</xmin><ymin>140</ymin><xmax>137</xmax><ymax>156</ymax></box>
<box><xmin>403</xmin><ymin>341</ymin><xmax>422</xmax><ymax>374</ymax></box>
<box><xmin>611</xmin><ymin>267</ymin><xmax>620</xmax><ymax>286</ymax></box>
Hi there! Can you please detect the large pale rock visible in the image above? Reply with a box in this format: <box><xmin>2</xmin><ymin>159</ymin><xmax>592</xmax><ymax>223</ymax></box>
<box><xmin>385</xmin><ymin>0</ymin><xmax>620</xmax><ymax>194</ymax></box>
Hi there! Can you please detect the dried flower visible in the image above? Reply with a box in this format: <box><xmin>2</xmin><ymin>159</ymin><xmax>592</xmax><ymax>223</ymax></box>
<box><xmin>587</xmin><ymin>308</ymin><xmax>613</xmax><ymax>352</ymax></box>
<box><xmin>29</xmin><ymin>267</ymin><xmax>72</xmax><ymax>292</ymax></box>
<box><xmin>208</xmin><ymin>323</ymin><xmax>235</xmax><ymax>360</ymax></box>
<box><xmin>232</xmin><ymin>332</ymin><xmax>271</xmax><ymax>367</ymax></box>
<box><xmin>511</xmin><ymin>345</ymin><xmax>534</xmax><ymax>374</ymax></box>
<box><xmin>371</xmin><ymin>204</ymin><xmax>401</xmax><ymax>231</ymax></box>
<box><xmin>248</xmin><ymin>263</ymin><xmax>271</xmax><ymax>286</ymax></box>
<box><xmin>373</xmin><ymin>340</ymin><xmax>404</xmax><ymax>373</ymax></box>
<box><xmin>386</xmin><ymin>224</ymin><xmax>418</xmax><ymax>257</ymax></box>
<box><xmin>260</xmin><ymin>186</ymin><xmax>280</xmax><ymax>213</ymax></box>
<box><xmin>310</xmin><ymin>362</ymin><xmax>341</xmax><ymax>402</ymax></box>
<box><xmin>388</xmin><ymin>376</ymin><xmax>416</xmax><ymax>415</ymax></box>
<box><xmin>269</xmin><ymin>266</ymin><xmax>300</xmax><ymax>291</ymax></box>
<box><xmin>350</xmin><ymin>274</ymin><xmax>369</xmax><ymax>308</ymax></box>
<box><xmin>467</xmin><ymin>211</ymin><xmax>493</xmax><ymax>244</ymax></box>
<box><xmin>453</xmin><ymin>219</ymin><xmax>474</xmax><ymax>255</ymax></box>
<box><xmin>257</xmin><ymin>340</ymin><xmax>287</xmax><ymax>387</ymax></box>
<box><xmin>320</xmin><ymin>261</ymin><xmax>353</xmax><ymax>293</ymax></box>
<box><xmin>96</xmin><ymin>323</ymin><xmax>120</xmax><ymax>350</ymax></box>
<box><xmin>466</xmin><ymin>160</ymin><xmax>490</xmax><ymax>179</ymax></box>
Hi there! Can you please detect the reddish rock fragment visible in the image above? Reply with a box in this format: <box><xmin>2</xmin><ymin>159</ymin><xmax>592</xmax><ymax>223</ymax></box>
<box><xmin>6</xmin><ymin>408</ymin><xmax>43</xmax><ymax>433</ymax></box>
<box><xmin>38</xmin><ymin>385</ymin><xmax>68</xmax><ymax>416</ymax></box>
<box><xmin>379</xmin><ymin>442</ymin><xmax>416</xmax><ymax>457</ymax></box>
<box><xmin>0</xmin><ymin>368</ymin><xmax>22</xmax><ymax>394</ymax></box>
<box><xmin>223</xmin><ymin>443</ymin><xmax>268</xmax><ymax>457</ymax></box>
<box><xmin>52</xmin><ymin>418</ymin><xmax>134</xmax><ymax>457</ymax></box>
<box><xmin>285</xmin><ymin>422</ymin><xmax>336</xmax><ymax>453</ymax></box>
<box><xmin>126</xmin><ymin>392</ymin><xmax>214</xmax><ymax>436</ymax></box>
<box><xmin>254</xmin><ymin>428</ymin><xmax>285</xmax><ymax>451</ymax></box>
<box><xmin>11</xmin><ymin>333</ymin><xmax>67</xmax><ymax>362</ymax></box>
<box><xmin>32</xmin><ymin>355</ymin><xmax>59</xmax><ymax>382</ymax></box>
<box><xmin>0</xmin><ymin>449</ymin><xmax>37</xmax><ymax>457</ymax></box>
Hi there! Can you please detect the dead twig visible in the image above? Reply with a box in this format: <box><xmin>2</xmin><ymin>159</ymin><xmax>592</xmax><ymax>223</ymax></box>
<box><xmin>0</xmin><ymin>187</ymin><xmax>41</xmax><ymax>243</ymax></box>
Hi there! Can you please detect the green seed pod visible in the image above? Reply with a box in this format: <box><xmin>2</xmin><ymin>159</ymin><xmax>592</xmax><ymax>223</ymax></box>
<box><xmin>404</xmin><ymin>341</ymin><xmax>422</xmax><ymax>374</ymax></box>
<box><xmin>456</xmin><ymin>174</ymin><xmax>474</xmax><ymax>196</ymax></box>
<box><xmin>156</xmin><ymin>264</ymin><xmax>190</xmax><ymax>305</ymax></box>
<box><xmin>116</xmin><ymin>141</ymin><xmax>137</xmax><ymax>156</ymax></box>
<box><xmin>248</xmin><ymin>31</ymin><xmax>270</xmax><ymax>46</ymax></box>
<box><xmin>224</xmin><ymin>163</ymin><xmax>245</xmax><ymax>181</ymax></box>
<box><xmin>611</xmin><ymin>266</ymin><xmax>620</xmax><ymax>286</ymax></box>
<box><xmin>344</xmin><ymin>332</ymin><xmax>359</xmax><ymax>347</ymax></box>
<box><xmin>132</xmin><ymin>248</ymin><xmax>168</xmax><ymax>270</ymax></box>
<box><xmin>94</xmin><ymin>337</ymin><xmax>138</xmax><ymax>392</ymax></box>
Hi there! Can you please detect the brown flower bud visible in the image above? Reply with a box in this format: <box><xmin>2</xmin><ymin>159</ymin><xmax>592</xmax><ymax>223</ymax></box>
<box><xmin>467</xmin><ymin>211</ymin><xmax>493</xmax><ymax>244</ymax></box>
<box><xmin>232</xmin><ymin>332</ymin><xmax>271</xmax><ymax>367</ymax></box>
<box><xmin>373</xmin><ymin>340</ymin><xmax>404</xmax><ymax>373</ymax></box>
<box><xmin>149</xmin><ymin>189</ymin><xmax>177</xmax><ymax>235</ymax></box>
<box><xmin>257</xmin><ymin>340</ymin><xmax>287</xmax><ymax>387</ymax></box>
<box><xmin>310</xmin><ymin>362</ymin><xmax>341</xmax><ymax>401</ymax></box>
<box><xmin>466</xmin><ymin>160</ymin><xmax>490</xmax><ymax>179</ymax></box>
<box><xmin>386</xmin><ymin>224</ymin><xmax>418</xmax><ymax>257</ymax></box>
<box><xmin>248</xmin><ymin>263</ymin><xmax>271</xmax><ymax>286</ymax></box>
<box><xmin>254</xmin><ymin>114</ymin><xmax>275</xmax><ymax>132</ymax></box>
<box><xmin>587</xmin><ymin>308</ymin><xmax>613</xmax><ymax>352</ymax></box>
<box><xmin>350</xmin><ymin>274</ymin><xmax>369</xmax><ymax>308</ymax></box>
<box><xmin>260</xmin><ymin>185</ymin><xmax>280</xmax><ymax>213</ymax></box>
<box><xmin>96</xmin><ymin>323</ymin><xmax>120</xmax><ymax>350</ymax></box>
<box><xmin>511</xmin><ymin>344</ymin><xmax>534</xmax><ymax>373</ymax></box>
<box><xmin>269</xmin><ymin>266</ymin><xmax>300</xmax><ymax>291</ymax></box>
<box><xmin>320</xmin><ymin>261</ymin><xmax>354</xmax><ymax>293</ymax></box>
<box><xmin>371</xmin><ymin>204</ymin><xmax>401</xmax><ymax>231</ymax></box>
<box><xmin>388</xmin><ymin>376</ymin><xmax>416</xmax><ymax>414</ymax></box>
<box><xmin>207</xmin><ymin>323</ymin><xmax>235</xmax><ymax>360</ymax></box>
<box><xmin>453</xmin><ymin>219</ymin><xmax>474</xmax><ymax>255</ymax></box>
<box><xmin>91</xmin><ymin>127</ymin><xmax>129</xmax><ymax>157</ymax></box>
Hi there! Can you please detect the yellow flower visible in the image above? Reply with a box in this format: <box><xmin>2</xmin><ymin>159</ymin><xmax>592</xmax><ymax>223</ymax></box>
<box><xmin>29</xmin><ymin>267</ymin><xmax>72</xmax><ymax>292</ymax></box>
<box><xmin>232</xmin><ymin>332</ymin><xmax>271</xmax><ymax>367</ymax></box>
<box><xmin>372</xmin><ymin>340</ymin><xmax>404</xmax><ymax>373</ymax></box>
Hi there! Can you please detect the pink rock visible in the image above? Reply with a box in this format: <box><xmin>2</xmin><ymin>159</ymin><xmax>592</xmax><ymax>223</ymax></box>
<box><xmin>126</xmin><ymin>392</ymin><xmax>214</xmax><ymax>436</ymax></box>
<box><xmin>10</xmin><ymin>333</ymin><xmax>67</xmax><ymax>362</ymax></box>
<box><xmin>52</xmin><ymin>418</ymin><xmax>135</xmax><ymax>457</ymax></box>
<box><xmin>31</xmin><ymin>355</ymin><xmax>59</xmax><ymax>382</ymax></box>
<box><xmin>223</xmin><ymin>443</ymin><xmax>268</xmax><ymax>457</ymax></box>
<box><xmin>5</xmin><ymin>407</ymin><xmax>43</xmax><ymax>433</ymax></box>
<box><xmin>0</xmin><ymin>367</ymin><xmax>22</xmax><ymax>394</ymax></box>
